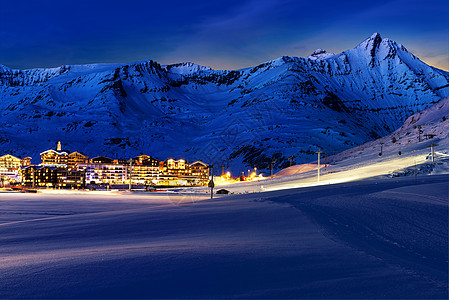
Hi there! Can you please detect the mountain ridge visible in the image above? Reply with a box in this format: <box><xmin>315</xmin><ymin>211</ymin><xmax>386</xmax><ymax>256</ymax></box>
<box><xmin>1</xmin><ymin>33</ymin><xmax>448</xmax><ymax>173</ymax></box>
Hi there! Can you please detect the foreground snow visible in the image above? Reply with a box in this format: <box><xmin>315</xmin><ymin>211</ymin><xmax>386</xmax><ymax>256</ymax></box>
<box><xmin>0</xmin><ymin>175</ymin><xmax>447</xmax><ymax>298</ymax></box>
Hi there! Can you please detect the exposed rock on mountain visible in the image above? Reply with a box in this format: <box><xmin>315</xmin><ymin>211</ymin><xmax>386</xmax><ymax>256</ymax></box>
<box><xmin>0</xmin><ymin>33</ymin><xmax>448</xmax><ymax>173</ymax></box>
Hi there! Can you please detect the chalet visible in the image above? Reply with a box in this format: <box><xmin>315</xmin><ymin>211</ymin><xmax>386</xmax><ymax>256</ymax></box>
<box><xmin>57</xmin><ymin>169</ymin><xmax>86</xmax><ymax>188</ymax></box>
<box><xmin>3</xmin><ymin>142</ymin><xmax>210</xmax><ymax>187</ymax></box>
<box><xmin>189</xmin><ymin>161</ymin><xmax>209</xmax><ymax>185</ymax></box>
<box><xmin>157</xmin><ymin>159</ymin><xmax>209</xmax><ymax>186</ymax></box>
<box><xmin>40</xmin><ymin>149</ymin><xmax>69</xmax><ymax>168</ymax></box>
<box><xmin>90</xmin><ymin>156</ymin><xmax>114</xmax><ymax>164</ymax></box>
<box><xmin>41</xmin><ymin>141</ymin><xmax>88</xmax><ymax>170</ymax></box>
<box><xmin>21</xmin><ymin>166</ymin><xmax>58</xmax><ymax>187</ymax></box>
<box><xmin>40</xmin><ymin>141</ymin><xmax>68</xmax><ymax>168</ymax></box>
<box><xmin>130</xmin><ymin>155</ymin><xmax>160</xmax><ymax>185</ymax></box>
<box><xmin>0</xmin><ymin>154</ymin><xmax>32</xmax><ymax>182</ymax></box>
<box><xmin>67</xmin><ymin>151</ymin><xmax>89</xmax><ymax>170</ymax></box>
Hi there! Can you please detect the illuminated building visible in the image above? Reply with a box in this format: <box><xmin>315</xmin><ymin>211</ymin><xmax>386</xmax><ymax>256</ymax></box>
<box><xmin>40</xmin><ymin>149</ymin><xmax>69</xmax><ymax>168</ymax></box>
<box><xmin>130</xmin><ymin>155</ymin><xmax>160</xmax><ymax>185</ymax></box>
<box><xmin>0</xmin><ymin>154</ymin><xmax>32</xmax><ymax>183</ymax></box>
<box><xmin>189</xmin><ymin>161</ymin><xmax>210</xmax><ymax>185</ymax></box>
<box><xmin>21</xmin><ymin>166</ymin><xmax>58</xmax><ymax>187</ymax></box>
<box><xmin>78</xmin><ymin>160</ymin><xmax>127</xmax><ymax>185</ymax></box>
<box><xmin>21</xmin><ymin>166</ymin><xmax>85</xmax><ymax>188</ymax></box>
<box><xmin>157</xmin><ymin>159</ymin><xmax>209</xmax><ymax>186</ymax></box>
<box><xmin>57</xmin><ymin>170</ymin><xmax>86</xmax><ymax>188</ymax></box>
<box><xmin>90</xmin><ymin>156</ymin><xmax>114</xmax><ymax>164</ymax></box>
<box><xmin>5</xmin><ymin>142</ymin><xmax>209</xmax><ymax>187</ymax></box>
<box><xmin>21</xmin><ymin>157</ymin><xmax>32</xmax><ymax>167</ymax></box>
<box><xmin>40</xmin><ymin>141</ymin><xmax>88</xmax><ymax>170</ymax></box>
<box><xmin>67</xmin><ymin>152</ymin><xmax>89</xmax><ymax>170</ymax></box>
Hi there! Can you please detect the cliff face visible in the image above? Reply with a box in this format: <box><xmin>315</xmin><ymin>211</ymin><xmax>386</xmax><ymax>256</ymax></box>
<box><xmin>1</xmin><ymin>33</ymin><xmax>448</xmax><ymax>172</ymax></box>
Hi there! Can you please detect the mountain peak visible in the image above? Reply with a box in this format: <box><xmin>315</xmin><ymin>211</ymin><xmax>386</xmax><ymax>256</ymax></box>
<box><xmin>308</xmin><ymin>49</ymin><xmax>335</xmax><ymax>60</ymax></box>
<box><xmin>357</xmin><ymin>32</ymin><xmax>383</xmax><ymax>53</ymax></box>
<box><xmin>369</xmin><ymin>32</ymin><xmax>382</xmax><ymax>40</ymax></box>
<box><xmin>164</xmin><ymin>62</ymin><xmax>212</xmax><ymax>75</ymax></box>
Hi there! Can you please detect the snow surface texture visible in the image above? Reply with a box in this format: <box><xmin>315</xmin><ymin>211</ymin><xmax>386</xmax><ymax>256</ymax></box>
<box><xmin>1</xmin><ymin>93</ymin><xmax>447</xmax><ymax>298</ymax></box>
<box><xmin>273</xmin><ymin>95</ymin><xmax>449</xmax><ymax>176</ymax></box>
<box><xmin>186</xmin><ymin>96</ymin><xmax>447</xmax><ymax>195</ymax></box>
<box><xmin>0</xmin><ymin>175</ymin><xmax>447</xmax><ymax>298</ymax></box>
<box><xmin>1</xmin><ymin>33</ymin><xmax>448</xmax><ymax>173</ymax></box>
<box><xmin>307</xmin><ymin>48</ymin><xmax>335</xmax><ymax>60</ymax></box>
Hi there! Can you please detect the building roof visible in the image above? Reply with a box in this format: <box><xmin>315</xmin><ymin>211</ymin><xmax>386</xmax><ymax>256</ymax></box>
<box><xmin>0</xmin><ymin>154</ymin><xmax>21</xmax><ymax>161</ymax></box>
<box><xmin>190</xmin><ymin>160</ymin><xmax>208</xmax><ymax>167</ymax></box>
<box><xmin>40</xmin><ymin>149</ymin><xmax>69</xmax><ymax>156</ymax></box>
<box><xmin>166</xmin><ymin>158</ymin><xmax>185</xmax><ymax>163</ymax></box>
<box><xmin>68</xmin><ymin>151</ymin><xmax>88</xmax><ymax>158</ymax></box>
<box><xmin>23</xmin><ymin>165</ymin><xmax>58</xmax><ymax>171</ymax></box>
<box><xmin>90</xmin><ymin>156</ymin><xmax>114</xmax><ymax>163</ymax></box>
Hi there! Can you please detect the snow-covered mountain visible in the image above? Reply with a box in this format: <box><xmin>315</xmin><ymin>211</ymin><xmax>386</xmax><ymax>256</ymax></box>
<box><xmin>330</xmin><ymin>94</ymin><xmax>449</xmax><ymax>173</ymax></box>
<box><xmin>1</xmin><ymin>33</ymin><xmax>448</xmax><ymax>173</ymax></box>
<box><xmin>271</xmin><ymin>95</ymin><xmax>449</xmax><ymax>182</ymax></box>
<box><xmin>307</xmin><ymin>48</ymin><xmax>335</xmax><ymax>60</ymax></box>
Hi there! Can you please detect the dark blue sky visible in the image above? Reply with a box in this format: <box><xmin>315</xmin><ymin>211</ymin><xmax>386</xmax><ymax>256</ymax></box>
<box><xmin>0</xmin><ymin>0</ymin><xmax>448</xmax><ymax>70</ymax></box>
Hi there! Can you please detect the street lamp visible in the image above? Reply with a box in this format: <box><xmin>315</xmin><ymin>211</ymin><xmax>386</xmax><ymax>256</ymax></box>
<box><xmin>315</xmin><ymin>149</ymin><xmax>323</xmax><ymax>183</ymax></box>
<box><xmin>128</xmin><ymin>158</ymin><xmax>133</xmax><ymax>191</ymax></box>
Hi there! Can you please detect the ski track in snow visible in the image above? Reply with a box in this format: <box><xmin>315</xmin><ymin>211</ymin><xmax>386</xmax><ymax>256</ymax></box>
<box><xmin>0</xmin><ymin>175</ymin><xmax>447</xmax><ymax>298</ymax></box>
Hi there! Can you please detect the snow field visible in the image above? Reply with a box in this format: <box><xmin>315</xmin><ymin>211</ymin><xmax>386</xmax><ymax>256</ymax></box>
<box><xmin>0</xmin><ymin>175</ymin><xmax>447</xmax><ymax>298</ymax></box>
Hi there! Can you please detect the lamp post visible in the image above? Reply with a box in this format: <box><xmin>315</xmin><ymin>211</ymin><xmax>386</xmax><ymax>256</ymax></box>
<box><xmin>128</xmin><ymin>158</ymin><xmax>133</xmax><ymax>191</ymax></box>
<box><xmin>208</xmin><ymin>164</ymin><xmax>214</xmax><ymax>199</ymax></box>
<box><xmin>315</xmin><ymin>149</ymin><xmax>323</xmax><ymax>183</ymax></box>
<box><xmin>32</xmin><ymin>167</ymin><xmax>35</xmax><ymax>188</ymax></box>
<box><xmin>270</xmin><ymin>158</ymin><xmax>276</xmax><ymax>178</ymax></box>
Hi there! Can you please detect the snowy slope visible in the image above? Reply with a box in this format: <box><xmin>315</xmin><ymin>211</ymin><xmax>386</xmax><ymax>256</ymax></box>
<box><xmin>331</xmin><ymin>95</ymin><xmax>449</xmax><ymax>164</ymax></box>
<box><xmin>204</xmin><ymin>96</ymin><xmax>449</xmax><ymax>194</ymax></box>
<box><xmin>272</xmin><ymin>96</ymin><xmax>449</xmax><ymax>177</ymax></box>
<box><xmin>0</xmin><ymin>175</ymin><xmax>447</xmax><ymax>298</ymax></box>
<box><xmin>307</xmin><ymin>48</ymin><xmax>335</xmax><ymax>60</ymax></box>
<box><xmin>1</xmin><ymin>33</ymin><xmax>448</xmax><ymax>173</ymax></box>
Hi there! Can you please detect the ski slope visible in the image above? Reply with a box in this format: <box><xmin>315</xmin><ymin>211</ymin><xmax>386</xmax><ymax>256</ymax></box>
<box><xmin>0</xmin><ymin>174</ymin><xmax>447</xmax><ymax>298</ymax></box>
<box><xmin>209</xmin><ymin>96</ymin><xmax>449</xmax><ymax>194</ymax></box>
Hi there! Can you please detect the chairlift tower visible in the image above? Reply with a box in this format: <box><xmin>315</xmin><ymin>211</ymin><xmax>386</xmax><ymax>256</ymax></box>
<box><xmin>270</xmin><ymin>158</ymin><xmax>276</xmax><ymax>178</ymax></box>
<box><xmin>288</xmin><ymin>155</ymin><xmax>295</xmax><ymax>167</ymax></box>
<box><xmin>427</xmin><ymin>142</ymin><xmax>438</xmax><ymax>162</ymax></box>
<box><xmin>379</xmin><ymin>143</ymin><xmax>384</xmax><ymax>156</ymax></box>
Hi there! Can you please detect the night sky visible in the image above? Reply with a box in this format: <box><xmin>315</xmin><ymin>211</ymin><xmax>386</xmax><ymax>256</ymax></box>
<box><xmin>0</xmin><ymin>0</ymin><xmax>448</xmax><ymax>70</ymax></box>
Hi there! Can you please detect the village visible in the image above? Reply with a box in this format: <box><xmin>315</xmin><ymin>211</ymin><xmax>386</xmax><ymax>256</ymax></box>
<box><xmin>0</xmin><ymin>141</ymin><xmax>212</xmax><ymax>189</ymax></box>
